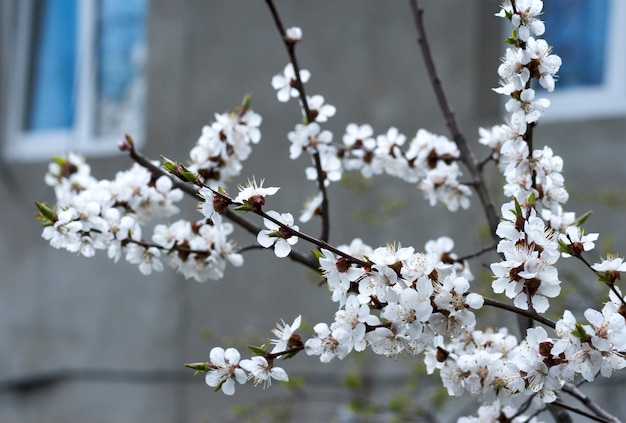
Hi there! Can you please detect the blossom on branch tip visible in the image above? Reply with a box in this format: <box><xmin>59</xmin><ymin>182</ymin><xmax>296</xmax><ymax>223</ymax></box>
<box><xmin>188</xmin><ymin>107</ymin><xmax>262</xmax><ymax>186</ymax></box>
<box><xmin>497</xmin><ymin>0</ymin><xmax>545</xmax><ymax>41</ymax></box>
<box><xmin>285</xmin><ymin>26</ymin><xmax>302</xmax><ymax>43</ymax></box>
<box><xmin>239</xmin><ymin>356</ymin><xmax>289</xmax><ymax>388</ymax></box>
<box><xmin>205</xmin><ymin>347</ymin><xmax>246</xmax><ymax>395</ymax></box>
<box><xmin>41</xmin><ymin>208</ymin><xmax>82</xmax><ymax>252</ymax></box>
<box><xmin>592</xmin><ymin>255</ymin><xmax>626</xmax><ymax>286</ymax></box>
<box><xmin>558</xmin><ymin>226</ymin><xmax>598</xmax><ymax>258</ymax></box>
<box><xmin>234</xmin><ymin>178</ymin><xmax>279</xmax><ymax>211</ymax></box>
<box><xmin>270</xmin><ymin>315</ymin><xmax>302</xmax><ymax>353</ymax></box>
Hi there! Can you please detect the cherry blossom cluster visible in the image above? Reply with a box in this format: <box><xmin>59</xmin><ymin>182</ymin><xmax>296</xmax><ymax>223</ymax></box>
<box><xmin>482</xmin><ymin>0</ymin><xmax>566</xmax><ymax>216</ymax></box>
<box><xmin>490</xmin><ymin>198</ymin><xmax>562</xmax><ymax>313</ymax></box>
<box><xmin>39</xmin><ymin>152</ymin><xmax>243</xmax><ymax>281</ymax></box>
<box><xmin>272</xmin><ymin>37</ymin><xmax>471</xmax><ymax>213</ymax></box>
<box><xmin>306</xmin><ymin>237</ymin><xmax>482</xmax><ymax>361</ymax></box>
<box><xmin>187</xmin><ymin>102</ymin><xmax>262</xmax><ymax>188</ymax></box>
<box><xmin>199</xmin><ymin>346</ymin><xmax>289</xmax><ymax>395</ymax></box>
<box><xmin>431</xmin><ymin>290</ymin><xmax>626</xmax><ymax>413</ymax></box>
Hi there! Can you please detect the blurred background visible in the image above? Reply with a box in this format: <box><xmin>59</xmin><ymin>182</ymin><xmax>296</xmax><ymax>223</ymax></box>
<box><xmin>1</xmin><ymin>0</ymin><xmax>625</xmax><ymax>421</ymax></box>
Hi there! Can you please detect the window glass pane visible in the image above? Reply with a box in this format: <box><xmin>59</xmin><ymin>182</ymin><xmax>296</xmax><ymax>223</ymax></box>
<box><xmin>543</xmin><ymin>0</ymin><xmax>609</xmax><ymax>89</ymax></box>
<box><xmin>26</xmin><ymin>0</ymin><xmax>76</xmax><ymax>131</ymax></box>
<box><xmin>96</xmin><ymin>0</ymin><xmax>147</xmax><ymax>136</ymax></box>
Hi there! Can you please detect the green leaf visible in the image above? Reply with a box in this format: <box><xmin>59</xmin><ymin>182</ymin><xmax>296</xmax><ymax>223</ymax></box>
<box><xmin>558</xmin><ymin>239</ymin><xmax>570</xmax><ymax>254</ymax></box>
<box><xmin>211</xmin><ymin>378</ymin><xmax>226</xmax><ymax>393</ymax></box>
<box><xmin>280</xmin><ymin>350</ymin><xmax>299</xmax><ymax>360</ymax></box>
<box><xmin>247</xmin><ymin>344</ymin><xmax>266</xmax><ymax>356</ymax></box>
<box><xmin>35</xmin><ymin>201</ymin><xmax>57</xmax><ymax>223</ymax></box>
<box><xmin>241</xmin><ymin>93</ymin><xmax>252</xmax><ymax>111</ymax></box>
<box><xmin>572</xmin><ymin>323</ymin><xmax>588</xmax><ymax>341</ymax></box>
<box><xmin>161</xmin><ymin>156</ymin><xmax>176</xmax><ymax>174</ymax></box>
<box><xmin>575</xmin><ymin>210</ymin><xmax>593</xmax><ymax>227</ymax></box>
<box><xmin>233</xmin><ymin>200</ymin><xmax>252</xmax><ymax>212</ymax></box>
<box><xmin>180</xmin><ymin>164</ymin><xmax>199</xmax><ymax>183</ymax></box>
<box><xmin>513</xmin><ymin>197</ymin><xmax>522</xmax><ymax>216</ymax></box>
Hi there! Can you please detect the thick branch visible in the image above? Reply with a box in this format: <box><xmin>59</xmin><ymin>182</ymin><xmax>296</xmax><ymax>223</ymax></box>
<box><xmin>482</xmin><ymin>297</ymin><xmax>556</xmax><ymax>329</ymax></box>
<box><xmin>408</xmin><ymin>0</ymin><xmax>499</xmax><ymax>239</ymax></box>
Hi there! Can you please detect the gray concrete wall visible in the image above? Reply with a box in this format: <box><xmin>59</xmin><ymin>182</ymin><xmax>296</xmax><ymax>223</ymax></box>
<box><xmin>1</xmin><ymin>1</ymin><xmax>625</xmax><ymax>422</ymax></box>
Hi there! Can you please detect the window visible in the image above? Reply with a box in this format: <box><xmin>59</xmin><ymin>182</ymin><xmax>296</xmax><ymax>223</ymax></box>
<box><xmin>541</xmin><ymin>0</ymin><xmax>626</xmax><ymax>121</ymax></box>
<box><xmin>2</xmin><ymin>0</ymin><xmax>147</xmax><ymax>161</ymax></box>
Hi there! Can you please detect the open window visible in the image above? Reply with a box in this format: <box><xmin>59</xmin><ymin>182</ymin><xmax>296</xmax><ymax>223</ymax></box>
<box><xmin>2</xmin><ymin>0</ymin><xmax>148</xmax><ymax>161</ymax></box>
<box><xmin>542</xmin><ymin>0</ymin><xmax>626</xmax><ymax>121</ymax></box>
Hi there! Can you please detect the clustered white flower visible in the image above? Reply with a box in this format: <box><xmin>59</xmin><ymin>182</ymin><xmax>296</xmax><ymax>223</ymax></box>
<box><xmin>270</xmin><ymin>29</ymin><xmax>471</xmax><ymax>214</ymax></box>
<box><xmin>307</xmin><ymin>237</ymin><xmax>483</xmax><ymax>360</ymax></box>
<box><xmin>188</xmin><ymin>107</ymin><xmax>262</xmax><ymax>188</ymax></box>
<box><xmin>486</xmin><ymin>1</ymin><xmax>565</xmax><ymax>214</ymax></box>
<box><xmin>41</xmin><ymin>153</ymin><xmax>242</xmax><ymax>281</ymax></box>
<box><xmin>490</xmin><ymin>199</ymin><xmax>562</xmax><ymax>313</ymax></box>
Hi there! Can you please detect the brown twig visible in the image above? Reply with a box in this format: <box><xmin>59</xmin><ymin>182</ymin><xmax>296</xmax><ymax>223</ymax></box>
<box><xmin>125</xmin><ymin>145</ymin><xmax>320</xmax><ymax>271</ymax></box>
<box><xmin>264</xmin><ymin>0</ymin><xmax>331</xmax><ymax>243</ymax></box>
<box><xmin>408</xmin><ymin>0</ymin><xmax>499</xmax><ymax>240</ymax></box>
<box><xmin>562</xmin><ymin>382</ymin><xmax>623</xmax><ymax>423</ymax></box>
<box><xmin>482</xmin><ymin>297</ymin><xmax>556</xmax><ymax>329</ymax></box>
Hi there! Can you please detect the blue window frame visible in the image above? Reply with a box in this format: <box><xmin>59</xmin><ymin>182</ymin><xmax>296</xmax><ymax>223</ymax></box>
<box><xmin>542</xmin><ymin>0</ymin><xmax>609</xmax><ymax>90</ymax></box>
<box><xmin>3</xmin><ymin>0</ymin><xmax>148</xmax><ymax>161</ymax></box>
<box><xmin>27</xmin><ymin>0</ymin><xmax>77</xmax><ymax>131</ymax></box>
<box><xmin>541</xmin><ymin>0</ymin><xmax>626</xmax><ymax>120</ymax></box>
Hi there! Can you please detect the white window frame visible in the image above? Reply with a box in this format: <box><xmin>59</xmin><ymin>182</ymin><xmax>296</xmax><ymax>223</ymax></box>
<box><xmin>2</xmin><ymin>0</ymin><xmax>146</xmax><ymax>162</ymax></box>
<box><xmin>543</xmin><ymin>0</ymin><xmax>626</xmax><ymax>121</ymax></box>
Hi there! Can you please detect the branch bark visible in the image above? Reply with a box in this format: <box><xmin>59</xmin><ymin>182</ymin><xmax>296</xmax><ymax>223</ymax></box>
<box><xmin>408</xmin><ymin>0</ymin><xmax>500</xmax><ymax>240</ymax></box>
<box><xmin>264</xmin><ymin>0</ymin><xmax>331</xmax><ymax>243</ymax></box>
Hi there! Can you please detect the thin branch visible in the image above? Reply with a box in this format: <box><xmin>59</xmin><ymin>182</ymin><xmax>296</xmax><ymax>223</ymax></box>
<box><xmin>478</xmin><ymin>153</ymin><xmax>495</xmax><ymax>170</ymax></box>
<box><xmin>254</xmin><ymin>204</ymin><xmax>371</xmax><ymax>269</ymax></box>
<box><xmin>562</xmin><ymin>382</ymin><xmax>623</xmax><ymax>423</ymax></box>
<box><xmin>128</xmin><ymin>144</ymin><xmax>200</xmax><ymax>198</ymax></box>
<box><xmin>547</xmin><ymin>402</ymin><xmax>573</xmax><ymax>423</ymax></box>
<box><xmin>482</xmin><ymin>297</ymin><xmax>556</xmax><ymax>329</ymax></box>
<box><xmin>127</xmin><ymin>238</ymin><xmax>215</xmax><ymax>257</ymax></box>
<box><xmin>456</xmin><ymin>243</ymin><xmax>498</xmax><ymax>262</ymax></box>
<box><xmin>408</xmin><ymin>0</ymin><xmax>499</xmax><ymax>240</ymax></box>
<box><xmin>263</xmin><ymin>0</ymin><xmax>331</xmax><ymax>243</ymax></box>
<box><xmin>552</xmin><ymin>400</ymin><xmax>615</xmax><ymax>423</ymax></box>
<box><xmin>125</xmin><ymin>144</ymin><xmax>319</xmax><ymax>271</ymax></box>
